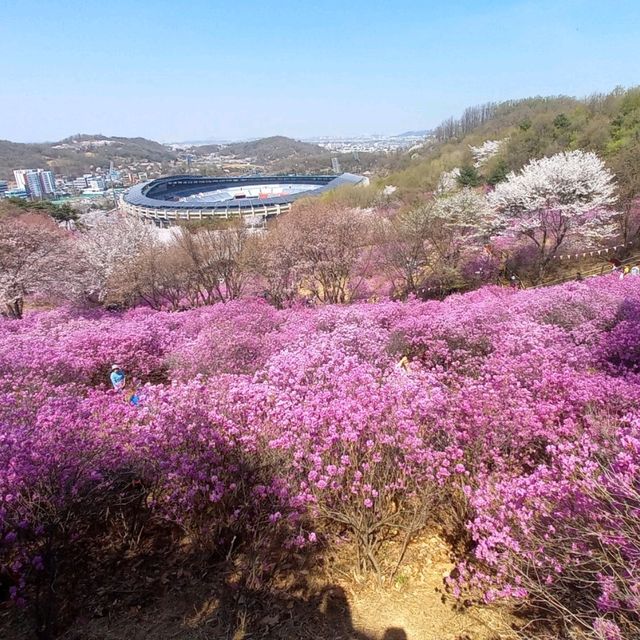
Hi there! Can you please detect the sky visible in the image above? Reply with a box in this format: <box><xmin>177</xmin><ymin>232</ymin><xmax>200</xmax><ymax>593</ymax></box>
<box><xmin>2</xmin><ymin>0</ymin><xmax>640</xmax><ymax>143</ymax></box>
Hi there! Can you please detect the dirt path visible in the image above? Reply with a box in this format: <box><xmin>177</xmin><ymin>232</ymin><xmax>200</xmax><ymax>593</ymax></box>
<box><xmin>2</xmin><ymin>534</ymin><xmax>513</xmax><ymax>640</ymax></box>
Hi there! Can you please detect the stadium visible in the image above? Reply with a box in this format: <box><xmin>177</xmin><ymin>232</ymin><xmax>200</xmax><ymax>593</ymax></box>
<box><xmin>122</xmin><ymin>173</ymin><xmax>368</xmax><ymax>224</ymax></box>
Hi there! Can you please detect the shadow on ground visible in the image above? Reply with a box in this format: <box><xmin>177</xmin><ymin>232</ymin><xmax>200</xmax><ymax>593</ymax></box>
<box><xmin>2</xmin><ymin>568</ymin><xmax>411</xmax><ymax>640</ymax></box>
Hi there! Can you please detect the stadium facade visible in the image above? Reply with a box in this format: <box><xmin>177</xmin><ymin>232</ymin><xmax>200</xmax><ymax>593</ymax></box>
<box><xmin>122</xmin><ymin>173</ymin><xmax>368</xmax><ymax>224</ymax></box>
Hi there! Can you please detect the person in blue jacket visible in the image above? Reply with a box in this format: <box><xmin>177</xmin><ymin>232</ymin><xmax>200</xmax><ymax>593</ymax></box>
<box><xmin>110</xmin><ymin>364</ymin><xmax>126</xmax><ymax>391</ymax></box>
<box><xmin>125</xmin><ymin>385</ymin><xmax>141</xmax><ymax>406</ymax></box>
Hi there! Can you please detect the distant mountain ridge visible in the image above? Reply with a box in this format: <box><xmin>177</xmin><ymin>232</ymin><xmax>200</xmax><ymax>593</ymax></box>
<box><xmin>0</xmin><ymin>135</ymin><xmax>177</xmax><ymax>180</ymax></box>
<box><xmin>396</xmin><ymin>129</ymin><xmax>431</xmax><ymax>137</ymax></box>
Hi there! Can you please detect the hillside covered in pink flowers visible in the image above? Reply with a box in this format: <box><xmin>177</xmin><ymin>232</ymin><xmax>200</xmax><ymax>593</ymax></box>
<box><xmin>2</xmin><ymin>275</ymin><xmax>640</xmax><ymax>639</ymax></box>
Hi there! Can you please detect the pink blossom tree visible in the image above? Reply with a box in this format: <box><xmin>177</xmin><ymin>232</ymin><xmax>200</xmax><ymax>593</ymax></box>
<box><xmin>0</xmin><ymin>213</ymin><xmax>85</xmax><ymax>318</ymax></box>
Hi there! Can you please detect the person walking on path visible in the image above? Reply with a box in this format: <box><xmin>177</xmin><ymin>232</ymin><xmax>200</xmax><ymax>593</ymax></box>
<box><xmin>110</xmin><ymin>364</ymin><xmax>126</xmax><ymax>391</ymax></box>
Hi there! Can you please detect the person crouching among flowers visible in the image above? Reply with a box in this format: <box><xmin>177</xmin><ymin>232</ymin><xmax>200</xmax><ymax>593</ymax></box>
<box><xmin>110</xmin><ymin>364</ymin><xmax>126</xmax><ymax>391</ymax></box>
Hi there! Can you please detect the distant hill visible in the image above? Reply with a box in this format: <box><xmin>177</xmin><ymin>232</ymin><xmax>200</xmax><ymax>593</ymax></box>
<box><xmin>186</xmin><ymin>135</ymin><xmax>402</xmax><ymax>175</ymax></box>
<box><xmin>186</xmin><ymin>143</ymin><xmax>224</xmax><ymax>155</ymax></box>
<box><xmin>191</xmin><ymin>136</ymin><xmax>327</xmax><ymax>163</ymax></box>
<box><xmin>0</xmin><ymin>134</ymin><xmax>177</xmax><ymax>180</ymax></box>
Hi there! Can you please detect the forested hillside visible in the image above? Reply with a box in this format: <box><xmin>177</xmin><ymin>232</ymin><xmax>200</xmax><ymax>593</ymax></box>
<box><xmin>387</xmin><ymin>86</ymin><xmax>640</xmax><ymax>195</ymax></box>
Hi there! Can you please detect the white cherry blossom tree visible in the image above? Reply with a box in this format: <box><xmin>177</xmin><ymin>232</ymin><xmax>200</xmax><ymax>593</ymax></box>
<box><xmin>78</xmin><ymin>213</ymin><xmax>156</xmax><ymax>302</ymax></box>
<box><xmin>469</xmin><ymin>139</ymin><xmax>505</xmax><ymax>168</ymax></box>
<box><xmin>436</xmin><ymin>167</ymin><xmax>461</xmax><ymax>193</ymax></box>
<box><xmin>487</xmin><ymin>150</ymin><xmax>617</xmax><ymax>281</ymax></box>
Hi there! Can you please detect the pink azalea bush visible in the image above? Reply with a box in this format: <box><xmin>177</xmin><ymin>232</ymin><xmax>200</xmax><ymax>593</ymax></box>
<box><xmin>2</xmin><ymin>274</ymin><xmax>640</xmax><ymax>637</ymax></box>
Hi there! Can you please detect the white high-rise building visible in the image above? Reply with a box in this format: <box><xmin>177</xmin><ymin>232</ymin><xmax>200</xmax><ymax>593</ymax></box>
<box><xmin>13</xmin><ymin>169</ymin><xmax>29</xmax><ymax>190</ymax></box>
<box><xmin>25</xmin><ymin>172</ymin><xmax>44</xmax><ymax>198</ymax></box>
<box><xmin>40</xmin><ymin>170</ymin><xmax>56</xmax><ymax>195</ymax></box>
<box><xmin>13</xmin><ymin>169</ymin><xmax>56</xmax><ymax>198</ymax></box>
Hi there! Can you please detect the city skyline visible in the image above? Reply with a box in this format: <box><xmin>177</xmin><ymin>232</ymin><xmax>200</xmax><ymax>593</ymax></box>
<box><xmin>2</xmin><ymin>0</ymin><xmax>640</xmax><ymax>142</ymax></box>
<box><xmin>0</xmin><ymin>131</ymin><xmax>430</xmax><ymax>146</ymax></box>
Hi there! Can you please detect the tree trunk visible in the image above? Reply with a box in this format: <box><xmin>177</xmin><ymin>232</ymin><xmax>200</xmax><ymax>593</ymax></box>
<box><xmin>4</xmin><ymin>296</ymin><xmax>23</xmax><ymax>320</ymax></box>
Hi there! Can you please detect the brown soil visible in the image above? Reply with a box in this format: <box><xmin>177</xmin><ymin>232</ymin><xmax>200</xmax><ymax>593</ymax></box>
<box><xmin>1</xmin><ymin>533</ymin><xmax>516</xmax><ymax>640</ymax></box>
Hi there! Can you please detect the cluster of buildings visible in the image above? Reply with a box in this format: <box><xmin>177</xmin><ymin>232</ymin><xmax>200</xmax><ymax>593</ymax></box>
<box><xmin>2</xmin><ymin>169</ymin><xmax>57</xmax><ymax>199</ymax></box>
<box><xmin>310</xmin><ymin>133</ymin><xmax>431</xmax><ymax>154</ymax></box>
<box><xmin>0</xmin><ymin>167</ymin><xmax>128</xmax><ymax>202</ymax></box>
<box><xmin>56</xmin><ymin>167</ymin><xmax>125</xmax><ymax>197</ymax></box>
<box><xmin>71</xmin><ymin>174</ymin><xmax>109</xmax><ymax>194</ymax></box>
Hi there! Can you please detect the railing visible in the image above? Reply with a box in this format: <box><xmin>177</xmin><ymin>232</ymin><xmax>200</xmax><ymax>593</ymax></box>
<box><xmin>533</xmin><ymin>253</ymin><xmax>640</xmax><ymax>288</ymax></box>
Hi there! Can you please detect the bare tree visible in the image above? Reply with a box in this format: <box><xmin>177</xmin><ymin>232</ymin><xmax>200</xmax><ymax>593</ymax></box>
<box><xmin>115</xmin><ymin>242</ymin><xmax>191</xmax><ymax>310</ymax></box>
<box><xmin>375</xmin><ymin>203</ymin><xmax>434</xmax><ymax>297</ymax></box>
<box><xmin>176</xmin><ymin>221</ymin><xmax>249</xmax><ymax>305</ymax></box>
<box><xmin>245</xmin><ymin>225</ymin><xmax>299</xmax><ymax>308</ymax></box>
<box><xmin>377</xmin><ymin>189</ymin><xmax>490</xmax><ymax>297</ymax></box>
<box><xmin>609</xmin><ymin>143</ymin><xmax>640</xmax><ymax>248</ymax></box>
<box><xmin>271</xmin><ymin>201</ymin><xmax>372</xmax><ymax>304</ymax></box>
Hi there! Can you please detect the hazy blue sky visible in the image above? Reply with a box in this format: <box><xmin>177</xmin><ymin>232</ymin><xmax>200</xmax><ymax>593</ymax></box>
<box><xmin>2</xmin><ymin>0</ymin><xmax>639</xmax><ymax>142</ymax></box>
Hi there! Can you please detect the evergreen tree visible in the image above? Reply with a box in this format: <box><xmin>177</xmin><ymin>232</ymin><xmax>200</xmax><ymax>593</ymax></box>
<box><xmin>456</xmin><ymin>165</ymin><xmax>482</xmax><ymax>187</ymax></box>
<box><xmin>553</xmin><ymin>113</ymin><xmax>571</xmax><ymax>130</ymax></box>
<box><xmin>486</xmin><ymin>159</ymin><xmax>509</xmax><ymax>186</ymax></box>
